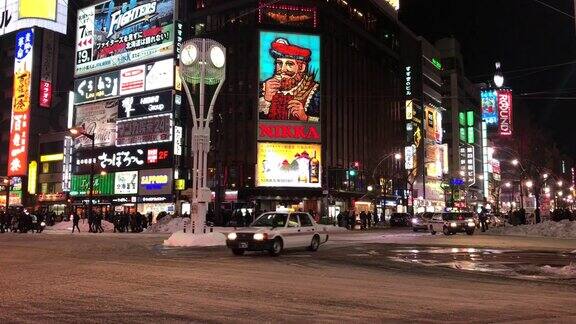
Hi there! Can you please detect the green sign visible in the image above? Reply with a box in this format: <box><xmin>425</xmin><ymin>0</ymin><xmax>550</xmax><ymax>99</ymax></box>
<box><xmin>70</xmin><ymin>173</ymin><xmax>115</xmax><ymax>196</ymax></box>
<box><xmin>431</xmin><ymin>58</ymin><xmax>442</xmax><ymax>70</ymax></box>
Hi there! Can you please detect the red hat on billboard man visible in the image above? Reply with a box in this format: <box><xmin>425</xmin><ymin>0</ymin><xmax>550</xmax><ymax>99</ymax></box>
<box><xmin>262</xmin><ymin>38</ymin><xmax>316</xmax><ymax>121</ymax></box>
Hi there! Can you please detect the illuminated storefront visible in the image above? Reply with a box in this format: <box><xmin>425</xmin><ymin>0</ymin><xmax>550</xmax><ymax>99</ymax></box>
<box><xmin>68</xmin><ymin>0</ymin><xmax>182</xmax><ymax>218</ymax></box>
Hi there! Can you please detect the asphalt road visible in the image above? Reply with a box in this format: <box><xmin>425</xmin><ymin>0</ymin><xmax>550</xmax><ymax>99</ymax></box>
<box><xmin>1</xmin><ymin>230</ymin><xmax>576</xmax><ymax>323</ymax></box>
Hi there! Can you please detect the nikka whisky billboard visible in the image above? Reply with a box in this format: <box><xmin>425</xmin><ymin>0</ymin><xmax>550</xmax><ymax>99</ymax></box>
<box><xmin>256</xmin><ymin>31</ymin><xmax>322</xmax><ymax>188</ymax></box>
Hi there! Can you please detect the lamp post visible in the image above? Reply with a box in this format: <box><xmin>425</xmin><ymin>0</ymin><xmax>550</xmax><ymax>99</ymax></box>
<box><xmin>180</xmin><ymin>38</ymin><xmax>226</xmax><ymax>234</ymax></box>
<box><xmin>69</xmin><ymin>125</ymin><xmax>95</xmax><ymax>223</ymax></box>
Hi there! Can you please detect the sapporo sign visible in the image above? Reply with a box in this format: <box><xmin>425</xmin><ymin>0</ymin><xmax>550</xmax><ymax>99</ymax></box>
<box><xmin>75</xmin><ymin>0</ymin><xmax>175</xmax><ymax>76</ymax></box>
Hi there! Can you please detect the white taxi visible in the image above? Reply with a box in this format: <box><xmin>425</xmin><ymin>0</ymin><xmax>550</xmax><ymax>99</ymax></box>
<box><xmin>226</xmin><ymin>212</ymin><xmax>329</xmax><ymax>256</ymax></box>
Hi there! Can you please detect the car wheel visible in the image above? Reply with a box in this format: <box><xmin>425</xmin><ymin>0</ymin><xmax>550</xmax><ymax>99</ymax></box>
<box><xmin>308</xmin><ymin>235</ymin><xmax>320</xmax><ymax>251</ymax></box>
<box><xmin>232</xmin><ymin>249</ymin><xmax>245</xmax><ymax>256</ymax></box>
<box><xmin>466</xmin><ymin>229</ymin><xmax>475</xmax><ymax>235</ymax></box>
<box><xmin>269</xmin><ymin>238</ymin><xmax>283</xmax><ymax>257</ymax></box>
<box><xmin>443</xmin><ymin>226</ymin><xmax>451</xmax><ymax>236</ymax></box>
<box><xmin>430</xmin><ymin>226</ymin><xmax>436</xmax><ymax>235</ymax></box>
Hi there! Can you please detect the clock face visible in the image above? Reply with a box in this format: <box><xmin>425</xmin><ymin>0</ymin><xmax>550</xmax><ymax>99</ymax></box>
<box><xmin>181</xmin><ymin>44</ymin><xmax>197</xmax><ymax>65</ymax></box>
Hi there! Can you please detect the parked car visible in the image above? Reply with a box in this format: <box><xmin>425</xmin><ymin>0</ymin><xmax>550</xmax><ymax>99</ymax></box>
<box><xmin>411</xmin><ymin>212</ymin><xmax>433</xmax><ymax>232</ymax></box>
<box><xmin>225</xmin><ymin>212</ymin><xmax>329</xmax><ymax>256</ymax></box>
<box><xmin>429</xmin><ymin>212</ymin><xmax>476</xmax><ymax>235</ymax></box>
<box><xmin>390</xmin><ymin>213</ymin><xmax>411</xmax><ymax>227</ymax></box>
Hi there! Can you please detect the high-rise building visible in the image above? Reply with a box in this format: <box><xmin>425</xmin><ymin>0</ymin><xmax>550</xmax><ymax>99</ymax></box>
<box><xmin>436</xmin><ymin>37</ymin><xmax>485</xmax><ymax>208</ymax></box>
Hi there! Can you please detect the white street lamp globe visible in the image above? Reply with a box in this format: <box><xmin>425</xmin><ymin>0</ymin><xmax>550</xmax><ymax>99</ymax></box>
<box><xmin>525</xmin><ymin>180</ymin><xmax>533</xmax><ymax>188</ymax></box>
<box><xmin>494</xmin><ymin>62</ymin><xmax>504</xmax><ymax>88</ymax></box>
<box><xmin>210</xmin><ymin>46</ymin><xmax>226</xmax><ymax>68</ymax></box>
<box><xmin>181</xmin><ymin>44</ymin><xmax>198</xmax><ymax>66</ymax></box>
<box><xmin>394</xmin><ymin>153</ymin><xmax>401</xmax><ymax>160</ymax></box>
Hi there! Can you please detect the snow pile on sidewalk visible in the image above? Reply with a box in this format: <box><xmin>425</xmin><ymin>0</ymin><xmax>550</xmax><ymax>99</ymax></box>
<box><xmin>48</xmin><ymin>220</ymin><xmax>115</xmax><ymax>232</ymax></box>
<box><xmin>163</xmin><ymin>230</ymin><xmax>226</xmax><ymax>247</ymax></box>
<box><xmin>145</xmin><ymin>216</ymin><xmax>187</xmax><ymax>233</ymax></box>
<box><xmin>488</xmin><ymin>220</ymin><xmax>576</xmax><ymax>239</ymax></box>
<box><xmin>323</xmin><ymin>225</ymin><xmax>349</xmax><ymax>233</ymax></box>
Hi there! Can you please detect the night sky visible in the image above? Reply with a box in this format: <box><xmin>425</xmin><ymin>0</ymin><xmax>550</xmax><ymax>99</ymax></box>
<box><xmin>399</xmin><ymin>0</ymin><xmax>576</xmax><ymax>159</ymax></box>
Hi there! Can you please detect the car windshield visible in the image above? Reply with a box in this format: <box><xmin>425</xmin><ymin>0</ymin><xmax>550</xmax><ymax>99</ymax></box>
<box><xmin>252</xmin><ymin>213</ymin><xmax>288</xmax><ymax>227</ymax></box>
<box><xmin>443</xmin><ymin>213</ymin><xmax>473</xmax><ymax>220</ymax></box>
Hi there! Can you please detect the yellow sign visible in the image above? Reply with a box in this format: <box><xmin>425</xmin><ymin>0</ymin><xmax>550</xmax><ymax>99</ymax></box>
<box><xmin>19</xmin><ymin>0</ymin><xmax>57</xmax><ymax>21</ymax></box>
<box><xmin>28</xmin><ymin>160</ymin><xmax>37</xmax><ymax>194</ymax></box>
<box><xmin>256</xmin><ymin>142</ymin><xmax>321</xmax><ymax>188</ymax></box>
<box><xmin>141</xmin><ymin>175</ymin><xmax>168</xmax><ymax>185</ymax></box>
<box><xmin>40</xmin><ymin>153</ymin><xmax>64</xmax><ymax>162</ymax></box>
<box><xmin>175</xmin><ymin>179</ymin><xmax>185</xmax><ymax>191</ymax></box>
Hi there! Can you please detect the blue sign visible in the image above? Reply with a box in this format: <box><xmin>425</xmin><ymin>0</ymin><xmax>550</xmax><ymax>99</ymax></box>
<box><xmin>481</xmin><ymin>90</ymin><xmax>498</xmax><ymax>125</ymax></box>
<box><xmin>15</xmin><ymin>29</ymin><xmax>34</xmax><ymax>60</ymax></box>
<box><xmin>451</xmin><ymin>178</ymin><xmax>465</xmax><ymax>186</ymax></box>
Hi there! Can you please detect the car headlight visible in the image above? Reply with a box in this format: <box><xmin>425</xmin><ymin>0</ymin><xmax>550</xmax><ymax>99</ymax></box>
<box><xmin>411</xmin><ymin>218</ymin><xmax>418</xmax><ymax>224</ymax></box>
<box><xmin>227</xmin><ymin>232</ymin><xmax>237</xmax><ymax>240</ymax></box>
<box><xmin>253</xmin><ymin>233</ymin><xmax>267</xmax><ymax>241</ymax></box>
<box><xmin>450</xmin><ymin>222</ymin><xmax>458</xmax><ymax>227</ymax></box>
<box><xmin>467</xmin><ymin>222</ymin><xmax>475</xmax><ymax>227</ymax></box>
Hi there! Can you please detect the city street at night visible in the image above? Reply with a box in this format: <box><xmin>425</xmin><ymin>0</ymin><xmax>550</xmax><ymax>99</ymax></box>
<box><xmin>1</xmin><ymin>231</ymin><xmax>576</xmax><ymax>323</ymax></box>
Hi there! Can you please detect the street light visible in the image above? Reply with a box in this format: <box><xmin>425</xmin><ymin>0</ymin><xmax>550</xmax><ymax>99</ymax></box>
<box><xmin>69</xmin><ymin>124</ymin><xmax>95</xmax><ymax>222</ymax></box>
<box><xmin>394</xmin><ymin>153</ymin><xmax>401</xmax><ymax>160</ymax></box>
<box><xmin>543</xmin><ymin>173</ymin><xmax>548</xmax><ymax>179</ymax></box>
<box><xmin>180</xmin><ymin>38</ymin><xmax>226</xmax><ymax>234</ymax></box>
<box><xmin>525</xmin><ymin>180</ymin><xmax>533</xmax><ymax>188</ymax></box>
<box><xmin>511</xmin><ymin>159</ymin><xmax>519</xmax><ymax>166</ymax></box>
<box><xmin>557</xmin><ymin>180</ymin><xmax>563</xmax><ymax>187</ymax></box>
<box><xmin>505</xmin><ymin>182</ymin><xmax>511</xmax><ymax>188</ymax></box>
<box><xmin>493</xmin><ymin>62</ymin><xmax>504</xmax><ymax>88</ymax></box>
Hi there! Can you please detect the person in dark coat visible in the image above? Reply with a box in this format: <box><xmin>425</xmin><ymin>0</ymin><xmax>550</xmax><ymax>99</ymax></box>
<box><xmin>72</xmin><ymin>212</ymin><xmax>80</xmax><ymax>233</ymax></box>
<box><xmin>336</xmin><ymin>212</ymin><xmax>343</xmax><ymax>227</ymax></box>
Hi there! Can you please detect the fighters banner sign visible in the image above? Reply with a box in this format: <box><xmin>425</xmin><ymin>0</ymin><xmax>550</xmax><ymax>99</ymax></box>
<box><xmin>74</xmin><ymin>0</ymin><xmax>175</xmax><ymax>76</ymax></box>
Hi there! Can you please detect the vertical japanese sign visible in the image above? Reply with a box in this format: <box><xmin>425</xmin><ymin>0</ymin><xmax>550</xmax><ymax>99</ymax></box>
<box><xmin>8</xmin><ymin>28</ymin><xmax>34</xmax><ymax>177</ymax></box>
<box><xmin>497</xmin><ymin>89</ymin><xmax>513</xmax><ymax>136</ymax></box>
<box><xmin>39</xmin><ymin>30</ymin><xmax>56</xmax><ymax>108</ymax></box>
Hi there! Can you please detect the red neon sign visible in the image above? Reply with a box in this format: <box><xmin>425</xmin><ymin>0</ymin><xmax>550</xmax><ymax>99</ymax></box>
<box><xmin>497</xmin><ymin>90</ymin><xmax>513</xmax><ymax>136</ymax></box>
<box><xmin>39</xmin><ymin>80</ymin><xmax>52</xmax><ymax>108</ymax></box>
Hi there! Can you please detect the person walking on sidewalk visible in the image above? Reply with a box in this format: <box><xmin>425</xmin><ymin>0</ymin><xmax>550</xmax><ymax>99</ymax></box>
<box><xmin>72</xmin><ymin>212</ymin><xmax>81</xmax><ymax>233</ymax></box>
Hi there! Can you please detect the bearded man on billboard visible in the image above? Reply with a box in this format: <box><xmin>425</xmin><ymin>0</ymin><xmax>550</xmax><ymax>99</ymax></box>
<box><xmin>259</xmin><ymin>38</ymin><xmax>320</xmax><ymax>122</ymax></box>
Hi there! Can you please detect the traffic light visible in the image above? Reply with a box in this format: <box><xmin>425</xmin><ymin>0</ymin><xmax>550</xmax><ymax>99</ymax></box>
<box><xmin>347</xmin><ymin>161</ymin><xmax>360</xmax><ymax>178</ymax></box>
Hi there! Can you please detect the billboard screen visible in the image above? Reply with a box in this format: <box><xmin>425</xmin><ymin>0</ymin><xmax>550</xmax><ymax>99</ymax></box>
<box><xmin>116</xmin><ymin>113</ymin><xmax>173</xmax><ymax>146</ymax></box>
<box><xmin>497</xmin><ymin>89</ymin><xmax>513</xmax><ymax>136</ymax></box>
<box><xmin>0</xmin><ymin>0</ymin><xmax>67</xmax><ymax>36</ymax></box>
<box><xmin>70</xmin><ymin>173</ymin><xmax>115</xmax><ymax>196</ymax></box>
<box><xmin>258</xmin><ymin>31</ymin><xmax>321</xmax><ymax>143</ymax></box>
<box><xmin>138</xmin><ymin>168</ymin><xmax>173</xmax><ymax>195</ymax></box>
<box><xmin>256</xmin><ymin>142</ymin><xmax>321</xmax><ymax>187</ymax></box>
<box><xmin>118</xmin><ymin>90</ymin><xmax>173</xmax><ymax>119</ymax></box>
<box><xmin>7</xmin><ymin>29</ymin><xmax>34</xmax><ymax>176</ymax></box>
<box><xmin>73</xmin><ymin>144</ymin><xmax>172</xmax><ymax>173</ymax></box>
<box><xmin>75</xmin><ymin>0</ymin><xmax>175</xmax><ymax>76</ymax></box>
<box><xmin>74</xmin><ymin>99</ymin><xmax>118</xmax><ymax>148</ymax></box>
<box><xmin>114</xmin><ymin>171</ymin><xmax>138</xmax><ymax>194</ymax></box>
<box><xmin>73</xmin><ymin>58</ymin><xmax>174</xmax><ymax>105</ymax></box>
<box><xmin>481</xmin><ymin>90</ymin><xmax>498</xmax><ymax>125</ymax></box>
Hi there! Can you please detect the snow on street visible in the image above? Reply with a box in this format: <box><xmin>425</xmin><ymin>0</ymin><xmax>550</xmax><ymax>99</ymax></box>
<box><xmin>1</xmin><ymin>230</ymin><xmax>576</xmax><ymax>322</ymax></box>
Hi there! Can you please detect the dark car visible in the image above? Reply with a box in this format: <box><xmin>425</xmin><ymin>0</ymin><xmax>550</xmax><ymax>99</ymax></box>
<box><xmin>390</xmin><ymin>213</ymin><xmax>411</xmax><ymax>227</ymax></box>
<box><xmin>411</xmin><ymin>212</ymin><xmax>433</xmax><ymax>232</ymax></box>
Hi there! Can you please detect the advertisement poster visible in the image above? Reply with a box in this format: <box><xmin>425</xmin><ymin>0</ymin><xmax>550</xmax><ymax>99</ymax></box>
<box><xmin>256</xmin><ymin>142</ymin><xmax>321</xmax><ymax>188</ymax></box>
<box><xmin>75</xmin><ymin>0</ymin><xmax>175</xmax><ymax>76</ymax></box>
<box><xmin>258</xmin><ymin>31</ymin><xmax>321</xmax><ymax>142</ymax></box>
<box><xmin>115</xmin><ymin>171</ymin><xmax>138</xmax><ymax>194</ymax></box>
<box><xmin>481</xmin><ymin>90</ymin><xmax>498</xmax><ymax>125</ymax></box>
<box><xmin>73</xmin><ymin>59</ymin><xmax>173</xmax><ymax>105</ymax></box>
<box><xmin>138</xmin><ymin>168</ymin><xmax>173</xmax><ymax>195</ymax></box>
<box><xmin>70</xmin><ymin>173</ymin><xmax>115</xmax><ymax>196</ymax></box>
<box><xmin>74</xmin><ymin>144</ymin><xmax>171</xmax><ymax>173</ymax></box>
<box><xmin>424</xmin><ymin>105</ymin><xmax>442</xmax><ymax>143</ymax></box>
<box><xmin>8</xmin><ymin>29</ymin><xmax>33</xmax><ymax>176</ymax></box>
<box><xmin>116</xmin><ymin>113</ymin><xmax>172</xmax><ymax>146</ymax></box>
<box><xmin>118</xmin><ymin>90</ymin><xmax>173</xmax><ymax>119</ymax></box>
<box><xmin>74</xmin><ymin>99</ymin><xmax>118</xmax><ymax>148</ymax></box>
